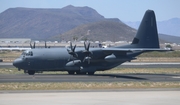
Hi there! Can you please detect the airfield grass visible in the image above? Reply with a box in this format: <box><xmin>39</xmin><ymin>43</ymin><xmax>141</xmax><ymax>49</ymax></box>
<box><xmin>0</xmin><ymin>82</ymin><xmax>180</xmax><ymax>90</ymax></box>
<box><xmin>0</xmin><ymin>51</ymin><xmax>21</xmax><ymax>58</ymax></box>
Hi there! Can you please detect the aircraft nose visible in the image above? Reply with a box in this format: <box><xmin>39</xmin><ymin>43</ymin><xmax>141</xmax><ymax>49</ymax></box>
<box><xmin>13</xmin><ymin>58</ymin><xmax>23</xmax><ymax>68</ymax></box>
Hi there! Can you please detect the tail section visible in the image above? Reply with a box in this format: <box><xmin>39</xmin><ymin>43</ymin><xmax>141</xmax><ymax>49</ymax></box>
<box><xmin>131</xmin><ymin>10</ymin><xmax>160</xmax><ymax>48</ymax></box>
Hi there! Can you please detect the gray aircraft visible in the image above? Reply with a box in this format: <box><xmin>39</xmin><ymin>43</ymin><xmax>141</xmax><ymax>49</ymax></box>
<box><xmin>13</xmin><ymin>10</ymin><xmax>170</xmax><ymax>75</ymax></box>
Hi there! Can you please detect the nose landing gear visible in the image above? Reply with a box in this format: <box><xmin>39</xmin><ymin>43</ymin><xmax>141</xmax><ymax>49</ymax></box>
<box><xmin>27</xmin><ymin>70</ymin><xmax>35</xmax><ymax>75</ymax></box>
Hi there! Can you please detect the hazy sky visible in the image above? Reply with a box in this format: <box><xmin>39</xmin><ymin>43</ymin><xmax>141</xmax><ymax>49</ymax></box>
<box><xmin>0</xmin><ymin>0</ymin><xmax>179</xmax><ymax>21</ymax></box>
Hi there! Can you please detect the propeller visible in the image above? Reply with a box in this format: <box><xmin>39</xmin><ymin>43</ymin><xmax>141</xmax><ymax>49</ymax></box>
<box><xmin>67</xmin><ymin>42</ymin><xmax>78</xmax><ymax>62</ymax></box>
<box><xmin>82</xmin><ymin>42</ymin><xmax>92</xmax><ymax>64</ymax></box>
<box><xmin>30</xmin><ymin>42</ymin><xmax>35</xmax><ymax>49</ymax></box>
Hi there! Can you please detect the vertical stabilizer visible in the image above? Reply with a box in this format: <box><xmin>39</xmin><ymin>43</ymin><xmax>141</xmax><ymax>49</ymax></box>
<box><xmin>131</xmin><ymin>10</ymin><xmax>160</xmax><ymax>48</ymax></box>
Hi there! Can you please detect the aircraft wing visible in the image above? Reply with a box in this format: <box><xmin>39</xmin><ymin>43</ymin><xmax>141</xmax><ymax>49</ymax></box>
<box><xmin>101</xmin><ymin>48</ymin><xmax>172</xmax><ymax>53</ymax></box>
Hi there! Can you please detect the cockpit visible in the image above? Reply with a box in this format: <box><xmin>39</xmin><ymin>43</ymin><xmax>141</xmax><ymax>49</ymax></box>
<box><xmin>21</xmin><ymin>50</ymin><xmax>33</xmax><ymax>56</ymax></box>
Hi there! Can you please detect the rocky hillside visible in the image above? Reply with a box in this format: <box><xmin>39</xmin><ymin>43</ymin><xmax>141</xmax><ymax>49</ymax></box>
<box><xmin>0</xmin><ymin>5</ymin><xmax>106</xmax><ymax>40</ymax></box>
<box><xmin>52</xmin><ymin>20</ymin><xmax>172</xmax><ymax>43</ymax></box>
<box><xmin>51</xmin><ymin>20</ymin><xmax>136</xmax><ymax>42</ymax></box>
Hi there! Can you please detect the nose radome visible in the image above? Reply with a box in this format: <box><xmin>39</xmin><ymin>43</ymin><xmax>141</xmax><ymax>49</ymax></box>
<box><xmin>13</xmin><ymin>58</ymin><xmax>23</xmax><ymax>68</ymax></box>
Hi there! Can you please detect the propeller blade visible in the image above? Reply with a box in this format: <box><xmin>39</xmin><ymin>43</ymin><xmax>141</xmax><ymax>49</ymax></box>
<box><xmin>30</xmin><ymin>42</ymin><xmax>32</xmax><ymax>49</ymax></box>
<box><xmin>83</xmin><ymin>57</ymin><xmax>86</xmax><ymax>62</ymax></box>
<box><xmin>84</xmin><ymin>42</ymin><xmax>87</xmax><ymax>50</ymax></box>
<box><xmin>82</xmin><ymin>42</ymin><xmax>92</xmax><ymax>64</ymax></box>
<box><xmin>75</xmin><ymin>53</ymin><xmax>78</xmax><ymax>58</ymax></box>
<box><xmin>84</xmin><ymin>41</ymin><xmax>90</xmax><ymax>51</ymax></box>
<box><xmin>67</xmin><ymin>42</ymin><xmax>78</xmax><ymax>61</ymax></box>
<box><xmin>33</xmin><ymin>42</ymin><xmax>35</xmax><ymax>49</ymax></box>
<box><xmin>88</xmin><ymin>58</ymin><xmax>90</xmax><ymax>64</ymax></box>
<box><xmin>45</xmin><ymin>41</ymin><xmax>47</xmax><ymax>48</ymax></box>
<box><xmin>67</xmin><ymin>49</ymin><xmax>70</xmax><ymax>53</ymax></box>
<box><xmin>87</xmin><ymin>42</ymin><xmax>90</xmax><ymax>51</ymax></box>
<box><xmin>73</xmin><ymin>45</ymin><xmax>76</xmax><ymax>52</ymax></box>
<box><xmin>70</xmin><ymin>42</ymin><xmax>73</xmax><ymax>50</ymax></box>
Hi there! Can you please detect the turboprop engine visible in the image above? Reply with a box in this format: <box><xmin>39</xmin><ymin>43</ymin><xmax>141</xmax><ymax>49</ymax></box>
<box><xmin>104</xmin><ymin>54</ymin><xmax>116</xmax><ymax>62</ymax></box>
<box><xmin>65</xmin><ymin>60</ymin><xmax>81</xmax><ymax>71</ymax></box>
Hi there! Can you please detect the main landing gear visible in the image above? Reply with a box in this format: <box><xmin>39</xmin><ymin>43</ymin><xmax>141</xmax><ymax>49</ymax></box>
<box><xmin>26</xmin><ymin>70</ymin><xmax>35</xmax><ymax>75</ymax></box>
<box><xmin>68</xmin><ymin>71</ymin><xmax>95</xmax><ymax>75</ymax></box>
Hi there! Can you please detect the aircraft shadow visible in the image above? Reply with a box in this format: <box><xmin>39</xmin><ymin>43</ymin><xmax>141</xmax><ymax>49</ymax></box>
<box><xmin>38</xmin><ymin>73</ymin><xmax>180</xmax><ymax>81</ymax></box>
<box><xmin>94</xmin><ymin>74</ymin><xmax>147</xmax><ymax>80</ymax></box>
<box><xmin>40</xmin><ymin>73</ymin><xmax>147</xmax><ymax>80</ymax></box>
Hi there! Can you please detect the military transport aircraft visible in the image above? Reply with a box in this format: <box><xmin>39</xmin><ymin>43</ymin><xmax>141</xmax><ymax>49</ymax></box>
<box><xmin>13</xmin><ymin>10</ymin><xmax>171</xmax><ymax>75</ymax></box>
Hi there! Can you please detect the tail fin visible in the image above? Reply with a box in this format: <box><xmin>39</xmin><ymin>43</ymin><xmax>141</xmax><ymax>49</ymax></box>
<box><xmin>131</xmin><ymin>10</ymin><xmax>160</xmax><ymax>48</ymax></box>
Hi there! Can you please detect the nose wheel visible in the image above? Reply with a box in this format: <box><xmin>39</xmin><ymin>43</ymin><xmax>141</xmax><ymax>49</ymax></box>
<box><xmin>27</xmin><ymin>70</ymin><xmax>35</xmax><ymax>75</ymax></box>
<box><xmin>68</xmin><ymin>71</ymin><xmax>75</xmax><ymax>75</ymax></box>
<box><xmin>88</xmin><ymin>72</ymin><xmax>95</xmax><ymax>75</ymax></box>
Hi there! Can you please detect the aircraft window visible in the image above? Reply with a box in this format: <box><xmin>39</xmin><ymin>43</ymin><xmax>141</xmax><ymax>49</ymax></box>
<box><xmin>21</xmin><ymin>51</ymin><xmax>33</xmax><ymax>56</ymax></box>
<box><xmin>21</xmin><ymin>52</ymin><xmax>26</xmax><ymax>56</ymax></box>
<box><xmin>29</xmin><ymin>51</ymin><xmax>33</xmax><ymax>56</ymax></box>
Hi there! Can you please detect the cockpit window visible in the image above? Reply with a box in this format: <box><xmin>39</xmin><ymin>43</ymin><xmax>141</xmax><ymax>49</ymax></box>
<box><xmin>21</xmin><ymin>50</ymin><xmax>33</xmax><ymax>56</ymax></box>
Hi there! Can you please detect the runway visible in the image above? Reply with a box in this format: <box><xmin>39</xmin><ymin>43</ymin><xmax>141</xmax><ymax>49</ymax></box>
<box><xmin>1</xmin><ymin>90</ymin><xmax>180</xmax><ymax>105</ymax></box>
<box><xmin>0</xmin><ymin>62</ymin><xmax>180</xmax><ymax>82</ymax></box>
<box><xmin>0</xmin><ymin>73</ymin><xmax>180</xmax><ymax>82</ymax></box>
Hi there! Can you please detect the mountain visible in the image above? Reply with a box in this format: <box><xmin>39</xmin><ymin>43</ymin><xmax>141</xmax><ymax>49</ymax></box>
<box><xmin>51</xmin><ymin>20</ymin><xmax>137</xmax><ymax>42</ymax></box>
<box><xmin>0</xmin><ymin>5</ymin><xmax>179</xmax><ymax>43</ymax></box>
<box><xmin>159</xmin><ymin>34</ymin><xmax>180</xmax><ymax>44</ymax></box>
<box><xmin>158</xmin><ymin>18</ymin><xmax>180</xmax><ymax>37</ymax></box>
<box><xmin>0</xmin><ymin>5</ymin><xmax>106</xmax><ymax>40</ymax></box>
<box><xmin>125</xmin><ymin>18</ymin><xmax>180</xmax><ymax>37</ymax></box>
<box><xmin>51</xmin><ymin>20</ymin><xmax>171</xmax><ymax>43</ymax></box>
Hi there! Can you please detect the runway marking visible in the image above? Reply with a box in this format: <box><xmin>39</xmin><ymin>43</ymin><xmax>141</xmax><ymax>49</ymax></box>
<box><xmin>122</xmin><ymin>62</ymin><xmax>180</xmax><ymax>65</ymax></box>
<box><xmin>172</xmin><ymin>76</ymin><xmax>180</xmax><ymax>79</ymax></box>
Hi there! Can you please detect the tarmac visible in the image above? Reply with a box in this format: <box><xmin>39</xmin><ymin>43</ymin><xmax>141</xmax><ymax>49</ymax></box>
<box><xmin>0</xmin><ymin>73</ymin><xmax>180</xmax><ymax>82</ymax></box>
<box><xmin>0</xmin><ymin>62</ymin><xmax>180</xmax><ymax>105</ymax></box>
<box><xmin>0</xmin><ymin>62</ymin><xmax>180</xmax><ymax>82</ymax></box>
<box><xmin>1</xmin><ymin>89</ymin><xmax>180</xmax><ymax>105</ymax></box>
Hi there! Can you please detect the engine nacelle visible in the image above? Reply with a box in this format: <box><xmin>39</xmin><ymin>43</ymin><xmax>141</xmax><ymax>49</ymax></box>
<box><xmin>104</xmin><ymin>54</ymin><xmax>116</xmax><ymax>62</ymax></box>
<box><xmin>65</xmin><ymin>60</ymin><xmax>81</xmax><ymax>71</ymax></box>
<box><xmin>80</xmin><ymin>66</ymin><xmax>96</xmax><ymax>72</ymax></box>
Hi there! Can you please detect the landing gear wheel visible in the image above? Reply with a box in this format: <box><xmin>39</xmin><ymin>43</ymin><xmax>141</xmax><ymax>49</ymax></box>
<box><xmin>76</xmin><ymin>71</ymin><xmax>81</xmax><ymax>75</ymax></box>
<box><xmin>81</xmin><ymin>72</ymin><xmax>87</xmax><ymax>75</ymax></box>
<box><xmin>76</xmin><ymin>71</ymin><xmax>86</xmax><ymax>75</ymax></box>
<box><xmin>88</xmin><ymin>72</ymin><xmax>95</xmax><ymax>75</ymax></box>
<box><xmin>68</xmin><ymin>71</ymin><xmax>75</xmax><ymax>75</ymax></box>
<box><xmin>28</xmin><ymin>70</ymin><xmax>35</xmax><ymax>75</ymax></box>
